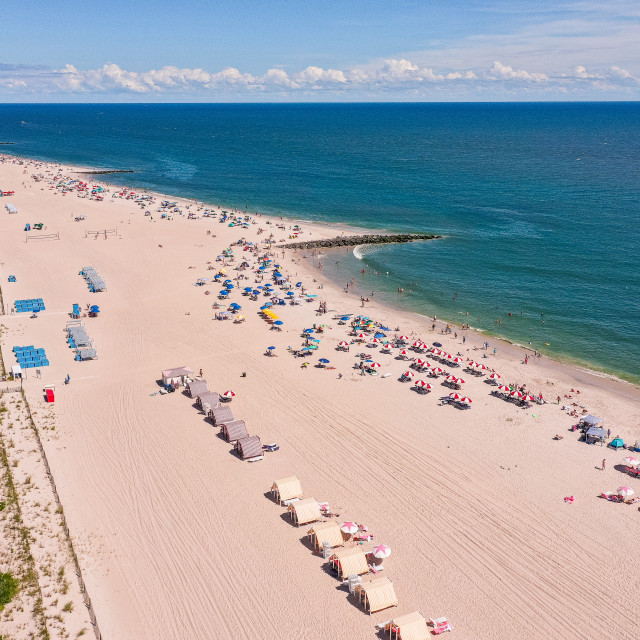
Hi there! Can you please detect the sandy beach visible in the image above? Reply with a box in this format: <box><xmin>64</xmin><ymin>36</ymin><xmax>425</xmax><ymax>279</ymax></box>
<box><xmin>1</xmin><ymin>154</ymin><xmax>639</xmax><ymax>640</ymax></box>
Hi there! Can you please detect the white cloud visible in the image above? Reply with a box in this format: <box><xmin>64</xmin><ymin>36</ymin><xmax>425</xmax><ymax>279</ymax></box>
<box><xmin>0</xmin><ymin>58</ymin><xmax>637</xmax><ymax>100</ymax></box>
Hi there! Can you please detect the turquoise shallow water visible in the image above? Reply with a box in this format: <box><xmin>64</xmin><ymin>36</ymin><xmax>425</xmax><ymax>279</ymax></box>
<box><xmin>1</xmin><ymin>103</ymin><xmax>639</xmax><ymax>383</ymax></box>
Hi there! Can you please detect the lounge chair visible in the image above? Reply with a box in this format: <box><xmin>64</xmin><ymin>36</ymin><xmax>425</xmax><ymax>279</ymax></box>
<box><xmin>432</xmin><ymin>623</ymin><xmax>453</xmax><ymax>635</ymax></box>
<box><xmin>429</xmin><ymin>617</ymin><xmax>448</xmax><ymax>628</ymax></box>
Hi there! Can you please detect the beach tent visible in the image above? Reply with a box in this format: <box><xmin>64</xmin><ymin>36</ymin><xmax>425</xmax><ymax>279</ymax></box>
<box><xmin>580</xmin><ymin>415</ymin><xmax>603</xmax><ymax>428</ymax></box>
<box><xmin>585</xmin><ymin>426</ymin><xmax>606</xmax><ymax>445</ymax></box>
<box><xmin>288</xmin><ymin>498</ymin><xmax>322</xmax><ymax>526</ymax></box>
<box><xmin>271</xmin><ymin>476</ymin><xmax>303</xmax><ymax>504</ymax></box>
<box><xmin>609</xmin><ymin>437</ymin><xmax>625</xmax><ymax>449</ymax></box>
<box><xmin>161</xmin><ymin>366</ymin><xmax>193</xmax><ymax>386</ymax></box>
<box><xmin>208</xmin><ymin>405</ymin><xmax>234</xmax><ymax>426</ymax></box>
<box><xmin>197</xmin><ymin>391</ymin><xmax>220</xmax><ymax>409</ymax></box>
<box><xmin>186</xmin><ymin>379</ymin><xmax>208</xmax><ymax>398</ymax></box>
<box><xmin>235</xmin><ymin>436</ymin><xmax>263</xmax><ymax>461</ymax></box>
<box><xmin>329</xmin><ymin>547</ymin><xmax>369</xmax><ymax>579</ymax></box>
<box><xmin>307</xmin><ymin>521</ymin><xmax>345</xmax><ymax>552</ymax></box>
<box><xmin>221</xmin><ymin>420</ymin><xmax>249</xmax><ymax>443</ymax></box>
<box><xmin>354</xmin><ymin>576</ymin><xmax>398</xmax><ymax>614</ymax></box>
<box><xmin>386</xmin><ymin>611</ymin><xmax>430</xmax><ymax>640</ymax></box>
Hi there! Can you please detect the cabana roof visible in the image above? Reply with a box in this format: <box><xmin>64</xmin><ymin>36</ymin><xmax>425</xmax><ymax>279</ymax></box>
<box><xmin>162</xmin><ymin>366</ymin><xmax>193</xmax><ymax>379</ymax></box>
<box><xmin>388</xmin><ymin>611</ymin><xmax>429</xmax><ymax>640</ymax></box>
<box><xmin>307</xmin><ymin>521</ymin><xmax>344</xmax><ymax>550</ymax></box>
<box><xmin>187</xmin><ymin>379</ymin><xmax>208</xmax><ymax>397</ymax></box>
<box><xmin>209</xmin><ymin>405</ymin><xmax>234</xmax><ymax>425</ymax></box>
<box><xmin>329</xmin><ymin>546</ymin><xmax>369</xmax><ymax>577</ymax></box>
<box><xmin>222</xmin><ymin>420</ymin><xmax>249</xmax><ymax>442</ymax></box>
<box><xmin>271</xmin><ymin>476</ymin><xmax>303</xmax><ymax>503</ymax></box>
<box><xmin>236</xmin><ymin>436</ymin><xmax>263</xmax><ymax>460</ymax></box>
<box><xmin>586</xmin><ymin>426</ymin><xmax>606</xmax><ymax>439</ymax></box>
<box><xmin>580</xmin><ymin>415</ymin><xmax>603</xmax><ymax>427</ymax></box>
<box><xmin>355</xmin><ymin>576</ymin><xmax>398</xmax><ymax>613</ymax></box>
<box><xmin>197</xmin><ymin>391</ymin><xmax>220</xmax><ymax>408</ymax></box>
<box><xmin>288</xmin><ymin>498</ymin><xmax>321</xmax><ymax>525</ymax></box>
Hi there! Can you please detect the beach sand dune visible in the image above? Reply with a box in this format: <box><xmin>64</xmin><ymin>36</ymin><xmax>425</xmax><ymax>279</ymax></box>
<box><xmin>1</xmin><ymin>158</ymin><xmax>639</xmax><ymax>639</ymax></box>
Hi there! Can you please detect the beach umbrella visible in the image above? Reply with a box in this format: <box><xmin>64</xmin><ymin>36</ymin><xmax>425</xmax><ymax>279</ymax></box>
<box><xmin>452</xmin><ymin>357</ymin><xmax>464</xmax><ymax>364</ymax></box>
<box><xmin>358</xmin><ymin>332</ymin><xmax>369</xmax><ymax>338</ymax></box>
<box><xmin>340</xmin><ymin>522</ymin><xmax>359</xmax><ymax>535</ymax></box>
<box><xmin>623</xmin><ymin>457</ymin><xmax>640</xmax><ymax>467</ymax></box>
<box><xmin>244</xmin><ymin>287</ymin><xmax>253</xmax><ymax>292</ymax></box>
<box><xmin>415</xmin><ymin>358</ymin><xmax>425</xmax><ymax>366</ymax></box>
<box><xmin>431</xmin><ymin>367</ymin><xmax>444</xmax><ymax>374</ymax></box>
<box><xmin>489</xmin><ymin>373</ymin><xmax>501</xmax><ymax>380</ymax></box>
<box><xmin>287</xmin><ymin>291</ymin><xmax>295</xmax><ymax>296</ymax></box>
<box><xmin>398</xmin><ymin>335</ymin><xmax>409</xmax><ymax>341</ymax></box>
<box><xmin>372</xmin><ymin>544</ymin><xmax>391</xmax><ymax>559</ymax></box>
<box><xmin>399</xmin><ymin>349</ymin><xmax>409</xmax><ymax>356</ymax></box>
<box><xmin>223</xmin><ymin>390</ymin><xmax>236</xmax><ymax>398</ymax></box>
<box><xmin>402</xmin><ymin>371</ymin><xmax>415</xmax><ymax>378</ymax></box>
<box><xmin>456</xmin><ymin>377</ymin><xmax>466</xmax><ymax>384</ymax></box>
<box><xmin>319</xmin><ymin>358</ymin><xmax>330</xmax><ymax>364</ymax></box>
<box><xmin>510</xmin><ymin>390</ymin><xmax>523</xmax><ymax>398</ymax></box>
<box><xmin>445</xmin><ymin>375</ymin><xmax>457</xmax><ymax>382</ymax></box>
<box><xmin>449</xmin><ymin>392</ymin><xmax>462</xmax><ymax>401</ymax></box>
<box><xmin>274</xmin><ymin>320</ymin><xmax>283</xmax><ymax>326</ymax></box>
<box><xmin>267</xmin><ymin>346</ymin><xmax>276</xmax><ymax>350</ymax></box>
<box><xmin>431</xmin><ymin>348</ymin><xmax>442</xmax><ymax>356</ymax></box>
<box><xmin>459</xmin><ymin>397</ymin><xmax>472</xmax><ymax>405</ymax></box>
<box><xmin>368</xmin><ymin>362</ymin><xmax>381</xmax><ymax>368</ymax></box>
<box><xmin>415</xmin><ymin>380</ymin><xmax>431</xmax><ymax>389</ymax></box>
<box><xmin>296</xmin><ymin>282</ymin><xmax>302</xmax><ymax>287</ymax></box>
<box><xmin>338</xmin><ymin>341</ymin><xmax>350</xmax><ymax>347</ymax></box>
<box><xmin>522</xmin><ymin>394</ymin><xmax>535</xmax><ymax>402</ymax></box>
<box><xmin>226</xmin><ymin>284</ymin><xmax>235</xmax><ymax>289</ymax></box>
<box><xmin>497</xmin><ymin>385</ymin><xmax>511</xmax><ymax>392</ymax></box>
<box><xmin>304</xmin><ymin>328</ymin><xmax>314</xmax><ymax>333</ymax></box>
<box><xmin>618</xmin><ymin>486</ymin><xmax>635</xmax><ymax>497</ymax></box>
<box><xmin>475</xmin><ymin>363</ymin><xmax>489</xmax><ymax>370</ymax></box>
<box><xmin>412</xmin><ymin>341</ymin><xmax>422</xmax><ymax>348</ymax></box>
<box><xmin>235</xmin><ymin>315</ymin><xmax>245</xmax><ymax>321</ymax></box>
<box><xmin>375</xmin><ymin>332</ymin><xmax>387</xmax><ymax>339</ymax></box>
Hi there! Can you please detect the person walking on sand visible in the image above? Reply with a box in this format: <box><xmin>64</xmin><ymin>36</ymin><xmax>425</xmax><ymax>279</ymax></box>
<box><xmin>602</xmin><ymin>459</ymin><xmax>606</xmax><ymax>471</ymax></box>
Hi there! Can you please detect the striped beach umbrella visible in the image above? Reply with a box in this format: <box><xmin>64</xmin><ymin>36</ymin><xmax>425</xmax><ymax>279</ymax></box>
<box><xmin>372</xmin><ymin>544</ymin><xmax>391</xmax><ymax>559</ymax></box>
<box><xmin>445</xmin><ymin>375</ymin><xmax>458</xmax><ymax>382</ymax></box>
<box><xmin>431</xmin><ymin>367</ymin><xmax>444</xmax><ymax>375</ymax></box>
<box><xmin>489</xmin><ymin>373</ymin><xmax>501</xmax><ymax>380</ymax></box>
<box><xmin>452</xmin><ymin>357</ymin><xmax>464</xmax><ymax>364</ymax></box>
<box><xmin>340</xmin><ymin>522</ymin><xmax>359</xmax><ymax>535</ymax></box>
<box><xmin>415</xmin><ymin>380</ymin><xmax>432</xmax><ymax>390</ymax></box>
<box><xmin>223</xmin><ymin>390</ymin><xmax>236</xmax><ymax>398</ymax></box>
<box><xmin>509</xmin><ymin>390</ymin><xmax>523</xmax><ymax>398</ymax></box>
<box><xmin>623</xmin><ymin>457</ymin><xmax>640</xmax><ymax>467</ymax></box>
<box><xmin>449</xmin><ymin>392</ymin><xmax>462</xmax><ymax>401</ymax></box>
<box><xmin>459</xmin><ymin>396</ymin><xmax>472</xmax><ymax>405</ymax></box>
<box><xmin>402</xmin><ymin>371</ymin><xmax>415</xmax><ymax>378</ymax></box>
<box><xmin>368</xmin><ymin>362</ymin><xmax>382</xmax><ymax>369</ymax></box>
<box><xmin>357</xmin><ymin>332</ymin><xmax>369</xmax><ymax>338</ymax></box>
<box><xmin>497</xmin><ymin>385</ymin><xmax>511</xmax><ymax>392</ymax></box>
<box><xmin>618</xmin><ymin>486</ymin><xmax>635</xmax><ymax>497</ymax></box>
<box><xmin>522</xmin><ymin>394</ymin><xmax>535</xmax><ymax>402</ymax></box>
<box><xmin>398</xmin><ymin>335</ymin><xmax>409</xmax><ymax>341</ymax></box>
<box><xmin>338</xmin><ymin>340</ymin><xmax>350</xmax><ymax>347</ymax></box>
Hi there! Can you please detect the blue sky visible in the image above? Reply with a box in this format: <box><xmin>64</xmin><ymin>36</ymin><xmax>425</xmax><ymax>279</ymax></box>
<box><xmin>1</xmin><ymin>0</ymin><xmax>639</xmax><ymax>101</ymax></box>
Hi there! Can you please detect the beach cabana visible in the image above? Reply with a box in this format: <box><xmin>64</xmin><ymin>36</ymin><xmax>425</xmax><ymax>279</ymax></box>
<box><xmin>235</xmin><ymin>436</ymin><xmax>263</xmax><ymax>461</ymax></box>
<box><xmin>161</xmin><ymin>366</ymin><xmax>193</xmax><ymax>387</ymax></box>
<box><xmin>307</xmin><ymin>521</ymin><xmax>345</xmax><ymax>552</ymax></box>
<box><xmin>271</xmin><ymin>476</ymin><xmax>303</xmax><ymax>504</ymax></box>
<box><xmin>354</xmin><ymin>576</ymin><xmax>398</xmax><ymax>614</ymax></box>
<box><xmin>186</xmin><ymin>379</ymin><xmax>208</xmax><ymax>398</ymax></box>
<box><xmin>221</xmin><ymin>420</ymin><xmax>249</xmax><ymax>443</ymax></box>
<box><xmin>197</xmin><ymin>391</ymin><xmax>220</xmax><ymax>409</ymax></box>
<box><xmin>288</xmin><ymin>498</ymin><xmax>322</xmax><ymax>526</ymax></box>
<box><xmin>208</xmin><ymin>405</ymin><xmax>234</xmax><ymax>426</ymax></box>
<box><xmin>585</xmin><ymin>426</ymin><xmax>606</xmax><ymax>445</ymax></box>
<box><xmin>329</xmin><ymin>547</ymin><xmax>369</xmax><ymax>579</ymax></box>
<box><xmin>580</xmin><ymin>415</ymin><xmax>603</xmax><ymax>429</ymax></box>
<box><xmin>385</xmin><ymin>611</ymin><xmax>430</xmax><ymax>640</ymax></box>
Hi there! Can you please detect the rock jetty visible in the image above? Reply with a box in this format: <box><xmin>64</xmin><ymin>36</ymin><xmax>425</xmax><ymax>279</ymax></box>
<box><xmin>277</xmin><ymin>233</ymin><xmax>440</xmax><ymax>250</ymax></box>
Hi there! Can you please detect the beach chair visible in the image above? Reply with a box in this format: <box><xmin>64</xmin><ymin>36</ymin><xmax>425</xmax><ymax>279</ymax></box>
<box><xmin>432</xmin><ymin>623</ymin><xmax>453</xmax><ymax>634</ymax></box>
<box><xmin>429</xmin><ymin>617</ymin><xmax>449</xmax><ymax>628</ymax></box>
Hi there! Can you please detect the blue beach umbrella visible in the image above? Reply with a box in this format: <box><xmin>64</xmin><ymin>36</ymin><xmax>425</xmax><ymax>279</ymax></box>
<box><xmin>274</xmin><ymin>320</ymin><xmax>284</xmax><ymax>326</ymax></box>
<box><xmin>303</xmin><ymin>328</ymin><xmax>314</xmax><ymax>334</ymax></box>
<box><xmin>375</xmin><ymin>332</ymin><xmax>386</xmax><ymax>338</ymax></box>
<box><xmin>287</xmin><ymin>291</ymin><xmax>295</xmax><ymax>297</ymax></box>
<box><xmin>256</xmin><ymin>286</ymin><xmax>264</xmax><ymax>290</ymax></box>
<box><xmin>319</xmin><ymin>358</ymin><xmax>330</xmax><ymax>364</ymax></box>
<box><xmin>219</xmin><ymin>290</ymin><xmax>229</xmax><ymax>296</ymax></box>
<box><xmin>268</xmin><ymin>346</ymin><xmax>276</xmax><ymax>350</ymax></box>
<box><xmin>296</xmin><ymin>282</ymin><xmax>302</xmax><ymax>287</ymax></box>
<box><xmin>341</xmin><ymin>316</ymin><xmax>350</xmax><ymax>321</ymax></box>
<box><xmin>244</xmin><ymin>287</ymin><xmax>253</xmax><ymax>292</ymax></box>
<box><xmin>380</xmin><ymin>326</ymin><xmax>390</xmax><ymax>331</ymax></box>
<box><xmin>226</xmin><ymin>284</ymin><xmax>235</xmax><ymax>289</ymax></box>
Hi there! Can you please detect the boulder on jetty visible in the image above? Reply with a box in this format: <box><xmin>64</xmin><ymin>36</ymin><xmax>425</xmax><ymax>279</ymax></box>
<box><xmin>277</xmin><ymin>233</ymin><xmax>440</xmax><ymax>250</ymax></box>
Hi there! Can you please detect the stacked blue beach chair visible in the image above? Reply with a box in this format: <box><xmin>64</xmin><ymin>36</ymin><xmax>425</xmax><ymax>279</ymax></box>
<box><xmin>13</xmin><ymin>345</ymin><xmax>49</xmax><ymax>368</ymax></box>
<box><xmin>79</xmin><ymin>266</ymin><xmax>106</xmax><ymax>292</ymax></box>
<box><xmin>8</xmin><ymin>275</ymin><xmax>16</xmax><ymax>282</ymax></box>
<box><xmin>15</xmin><ymin>298</ymin><xmax>45</xmax><ymax>313</ymax></box>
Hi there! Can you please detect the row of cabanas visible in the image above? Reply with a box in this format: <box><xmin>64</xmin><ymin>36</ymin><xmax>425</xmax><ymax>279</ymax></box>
<box><xmin>269</xmin><ymin>477</ymin><xmax>435</xmax><ymax>634</ymax></box>
<box><xmin>184</xmin><ymin>377</ymin><xmax>264</xmax><ymax>461</ymax></box>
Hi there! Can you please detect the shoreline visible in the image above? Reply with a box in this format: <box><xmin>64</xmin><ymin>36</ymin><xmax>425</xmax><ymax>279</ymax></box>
<box><xmin>3</xmin><ymin>147</ymin><xmax>639</xmax><ymax>389</ymax></box>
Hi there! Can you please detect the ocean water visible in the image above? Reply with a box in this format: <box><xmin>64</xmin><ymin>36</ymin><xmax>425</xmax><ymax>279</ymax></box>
<box><xmin>1</xmin><ymin>103</ymin><xmax>639</xmax><ymax>383</ymax></box>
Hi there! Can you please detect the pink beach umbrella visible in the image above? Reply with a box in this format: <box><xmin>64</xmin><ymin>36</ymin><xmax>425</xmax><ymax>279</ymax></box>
<box><xmin>372</xmin><ymin>544</ymin><xmax>391</xmax><ymax>559</ymax></box>
<box><xmin>223</xmin><ymin>390</ymin><xmax>236</xmax><ymax>398</ymax></box>
<box><xmin>340</xmin><ymin>521</ymin><xmax>359</xmax><ymax>535</ymax></box>
<box><xmin>623</xmin><ymin>457</ymin><xmax>640</xmax><ymax>467</ymax></box>
<box><xmin>489</xmin><ymin>373</ymin><xmax>501</xmax><ymax>380</ymax></box>
<box><xmin>618</xmin><ymin>486</ymin><xmax>635</xmax><ymax>497</ymax></box>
